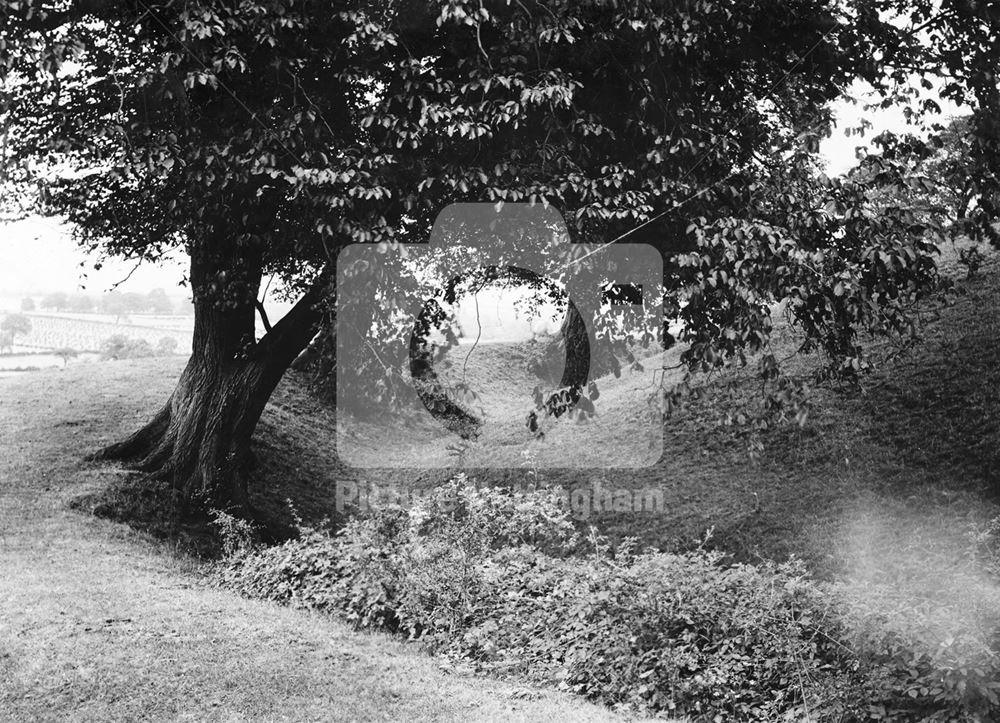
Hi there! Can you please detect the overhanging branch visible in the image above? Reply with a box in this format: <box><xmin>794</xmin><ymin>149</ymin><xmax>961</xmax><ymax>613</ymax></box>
<box><xmin>255</xmin><ymin>301</ymin><xmax>272</xmax><ymax>333</ymax></box>
<box><xmin>253</xmin><ymin>267</ymin><xmax>333</xmax><ymax>366</ymax></box>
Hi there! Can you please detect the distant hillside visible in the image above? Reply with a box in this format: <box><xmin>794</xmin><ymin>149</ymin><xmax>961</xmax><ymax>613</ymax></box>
<box><xmin>12</xmin><ymin>313</ymin><xmax>192</xmax><ymax>352</ymax></box>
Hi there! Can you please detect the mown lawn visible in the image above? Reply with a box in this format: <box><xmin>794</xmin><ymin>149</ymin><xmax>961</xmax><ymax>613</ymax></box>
<box><xmin>0</xmin><ymin>358</ymin><xmax>651</xmax><ymax>722</ymax></box>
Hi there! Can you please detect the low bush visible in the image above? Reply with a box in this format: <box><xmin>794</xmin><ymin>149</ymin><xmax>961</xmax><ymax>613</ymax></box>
<box><xmin>215</xmin><ymin>478</ymin><xmax>1000</xmax><ymax>722</ymax></box>
<box><xmin>99</xmin><ymin>334</ymin><xmax>182</xmax><ymax>360</ymax></box>
<box><xmin>100</xmin><ymin>334</ymin><xmax>156</xmax><ymax>360</ymax></box>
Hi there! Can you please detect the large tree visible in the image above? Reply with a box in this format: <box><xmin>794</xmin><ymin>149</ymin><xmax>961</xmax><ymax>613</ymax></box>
<box><xmin>0</xmin><ymin>0</ymin><xmax>942</xmax><ymax>516</ymax></box>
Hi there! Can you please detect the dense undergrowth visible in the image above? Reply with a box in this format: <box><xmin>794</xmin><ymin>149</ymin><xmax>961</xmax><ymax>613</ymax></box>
<box><xmin>216</xmin><ymin>478</ymin><xmax>1000</xmax><ymax>722</ymax></box>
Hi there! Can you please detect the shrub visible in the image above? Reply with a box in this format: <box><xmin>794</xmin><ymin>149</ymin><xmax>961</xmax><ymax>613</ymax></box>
<box><xmin>99</xmin><ymin>334</ymin><xmax>155</xmax><ymax>360</ymax></box>
<box><xmin>217</xmin><ymin>480</ymin><xmax>579</xmax><ymax>632</ymax></box>
<box><xmin>845</xmin><ymin>621</ymin><xmax>1000</xmax><ymax>721</ymax></box>
<box><xmin>53</xmin><ymin>347</ymin><xmax>78</xmax><ymax>366</ymax></box>
<box><xmin>449</xmin><ymin>548</ymin><xmax>874</xmax><ymax>721</ymax></box>
<box><xmin>832</xmin><ymin>515</ymin><xmax>1000</xmax><ymax>721</ymax></box>
<box><xmin>216</xmin><ymin>480</ymin><xmax>1000</xmax><ymax>722</ymax></box>
<box><xmin>210</xmin><ymin>509</ymin><xmax>260</xmax><ymax>557</ymax></box>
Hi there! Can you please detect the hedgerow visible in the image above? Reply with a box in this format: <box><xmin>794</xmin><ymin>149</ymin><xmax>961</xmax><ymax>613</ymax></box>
<box><xmin>214</xmin><ymin>477</ymin><xmax>1000</xmax><ymax>722</ymax></box>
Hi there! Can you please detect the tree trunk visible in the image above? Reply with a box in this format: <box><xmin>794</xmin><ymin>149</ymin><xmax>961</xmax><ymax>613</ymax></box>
<box><xmin>91</xmin><ymin>244</ymin><xmax>329</xmax><ymax>517</ymax></box>
<box><xmin>558</xmin><ymin>299</ymin><xmax>590</xmax><ymax>390</ymax></box>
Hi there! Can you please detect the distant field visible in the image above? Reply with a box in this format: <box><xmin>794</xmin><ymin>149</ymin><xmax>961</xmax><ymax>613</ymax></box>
<box><xmin>30</xmin><ymin>311</ymin><xmax>194</xmax><ymax>330</ymax></box>
<box><xmin>0</xmin><ymin>350</ymin><xmax>101</xmax><ymax>376</ymax></box>
<box><xmin>10</xmin><ymin>313</ymin><xmax>192</xmax><ymax>353</ymax></box>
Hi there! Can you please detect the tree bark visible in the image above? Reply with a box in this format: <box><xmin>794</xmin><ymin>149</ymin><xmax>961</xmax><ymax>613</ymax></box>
<box><xmin>558</xmin><ymin>299</ymin><xmax>590</xmax><ymax>390</ymax></box>
<box><xmin>529</xmin><ymin>299</ymin><xmax>590</xmax><ymax>420</ymax></box>
<box><xmin>91</xmin><ymin>243</ymin><xmax>329</xmax><ymax>517</ymax></box>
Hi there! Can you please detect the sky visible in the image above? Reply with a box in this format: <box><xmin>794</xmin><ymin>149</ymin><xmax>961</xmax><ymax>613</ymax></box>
<box><xmin>0</xmin><ymin>81</ymin><xmax>963</xmax><ymax>302</ymax></box>
<box><xmin>453</xmin><ymin>285</ymin><xmax>562</xmax><ymax>344</ymax></box>
<box><xmin>820</xmin><ymin>78</ymin><xmax>963</xmax><ymax>175</ymax></box>
<box><xmin>0</xmin><ymin>215</ymin><xmax>188</xmax><ymax>297</ymax></box>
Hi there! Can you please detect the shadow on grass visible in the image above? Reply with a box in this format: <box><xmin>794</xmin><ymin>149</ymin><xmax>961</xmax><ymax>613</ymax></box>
<box><xmin>69</xmin><ymin>369</ymin><xmax>349</xmax><ymax>556</ymax></box>
<box><xmin>70</xmin><ymin>472</ymin><xmax>223</xmax><ymax>558</ymax></box>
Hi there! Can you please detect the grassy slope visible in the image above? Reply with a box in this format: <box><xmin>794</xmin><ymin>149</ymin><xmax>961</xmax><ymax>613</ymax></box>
<box><xmin>254</xmin><ymin>246</ymin><xmax>1000</xmax><ymax>580</ymax></box>
<box><xmin>6</xmin><ymin>245</ymin><xmax>1000</xmax><ymax>720</ymax></box>
<box><xmin>248</xmin><ymin>245</ymin><xmax>1000</xmax><ymax>588</ymax></box>
<box><xmin>335</xmin><ymin>336</ymin><xmax>668</xmax><ymax>470</ymax></box>
<box><xmin>0</xmin><ymin>359</ymin><xmax>649</xmax><ymax>723</ymax></box>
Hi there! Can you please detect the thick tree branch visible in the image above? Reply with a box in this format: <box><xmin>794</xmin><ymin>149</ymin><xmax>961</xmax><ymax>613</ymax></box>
<box><xmin>253</xmin><ymin>267</ymin><xmax>333</xmax><ymax>367</ymax></box>
<box><xmin>255</xmin><ymin>301</ymin><xmax>273</xmax><ymax>333</ymax></box>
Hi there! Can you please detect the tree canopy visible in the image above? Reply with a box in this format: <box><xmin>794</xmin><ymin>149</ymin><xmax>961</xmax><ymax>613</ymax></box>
<box><xmin>1</xmin><ymin>0</ymin><xmax>991</xmax><ymax>512</ymax></box>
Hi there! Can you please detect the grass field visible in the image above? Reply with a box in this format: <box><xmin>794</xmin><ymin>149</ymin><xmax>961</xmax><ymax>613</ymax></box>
<box><xmin>4</xmin><ymin>243</ymin><xmax>1000</xmax><ymax>720</ymax></box>
<box><xmin>0</xmin><ymin>358</ymin><xmax>656</xmax><ymax>722</ymax></box>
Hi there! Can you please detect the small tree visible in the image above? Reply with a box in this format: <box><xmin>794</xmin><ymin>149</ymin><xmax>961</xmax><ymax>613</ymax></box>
<box><xmin>99</xmin><ymin>335</ymin><xmax>129</xmax><ymax>360</ymax></box>
<box><xmin>54</xmin><ymin>347</ymin><xmax>78</xmax><ymax>367</ymax></box>
<box><xmin>100</xmin><ymin>292</ymin><xmax>129</xmax><ymax>323</ymax></box>
<box><xmin>20</xmin><ymin>297</ymin><xmax>35</xmax><ymax>312</ymax></box>
<box><xmin>125</xmin><ymin>339</ymin><xmax>156</xmax><ymax>359</ymax></box>
<box><xmin>1</xmin><ymin>314</ymin><xmax>32</xmax><ymax>339</ymax></box>
<box><xmin>100</xmin><ymin>335</ymin><xmax>156</xmax><ymax>361</ymax></box>
<box><xmin>121</xmin><ymin>292</ymin><xmax>149</xmax><ymax>316</ymax></box>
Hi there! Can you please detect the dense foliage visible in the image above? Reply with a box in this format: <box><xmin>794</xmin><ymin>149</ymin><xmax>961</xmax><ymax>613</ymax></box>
<box><xmin>866</xmin><ymin>0</ymin><xmax>1000</xmax><ymax>247</ymax></box>
<box><xmin>217</xmin><ymin>478</ymin><xmax>1000</xmax><ymax>722</ymax></box>
<box><xmin>98</xmin><ymin>333</ymin><xmax>177</xmax><ymax>359</ymax></box>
